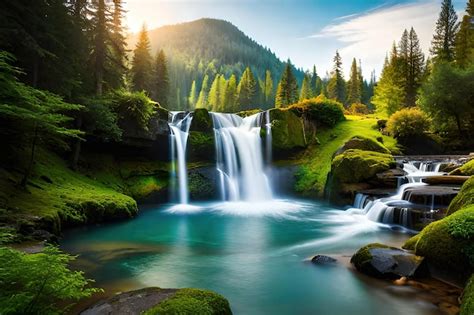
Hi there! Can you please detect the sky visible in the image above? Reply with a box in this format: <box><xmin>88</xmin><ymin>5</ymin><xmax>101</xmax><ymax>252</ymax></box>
<box><xmin>123</xmin><ymin>0</ymin><xmax>467</xmax><ymax>78</ymax></box>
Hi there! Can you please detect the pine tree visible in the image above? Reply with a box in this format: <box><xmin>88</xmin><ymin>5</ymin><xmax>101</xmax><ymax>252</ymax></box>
<box><xmin>327</xmin><ymin>51</ymin><xmax>346</xmax><ymax>104</ymax></box>
<box><xmin>153</xmin><ymin>49</ymin><xmax>170</xmax><ymax>107</ymax></box>
<box><xmin>455</xmin><ymin>0</ymin><xmax>474</xmax><ymax>67</ymax></box>
<box><xmin>275</xmin><ymin>60</ymin><xmax>299</xmax><ymax>108</ymax></box>
<box><xmin>223</xmin><ymin>74</ymin><xmax>238</xmax><ymax>112</ymax></box>
<box><xmin>208</xmin><ymin>74</ymin><xmax>222</xmax><ymax>111</ymax></box>
<box><xmin>196</xmin><ymin>75</ymin><xmax>209</xmax><ymax>109</ymax></box>
<box><xmin>406</xmin><ymin>27</ymin><xmax>425</xmax><ymax>106</ymax></box>
<box><xmin>299</xmin><ymin>73</ymin><xmax>312</xmax><ymax>101</ymax></box>
<box><xmin>90</xmin><ymin>0</ymin><xmax>108</xmax><ymax>95</ymax></box>
<box><xmin>346</xmin><ymin>58</ymin><xmax>361</xmax><ymax>105</ymax></box>
<box><xmin>107</xmin><ymin>0</ymin><xmax>127</xmax><ymax>89</ymax></box>
<box><xmin>188</xmin><ymin>80</ymin><xmax>198</xmax><ymax>109</ymax></box>
<box><xmin>237</xmin><ymin>67</ymin><xmax>257</xmax><ymax>110</ymax></box>
<box><xmin>310</xmin><ymin>65</ymin><xmax>319</xmax><ymax>97</ymax></box>
<box><xmin>431</xmin><ymin>0</ymin><xmax>459</xmax><ymax>62</ymax></box>
<box><xmin>263</xmin><ymin>70</ymin><xmax>274</xmax><ymax>107</ymax></box>
<box><xmin>131</xmin><ymin>24</ymin><xmax>153</xmax><ymax>94</ymax></box>
<box><xmin>314</xmin><ymin>77</ymin><xmax>323</xmax><ymax>96</ymax></box>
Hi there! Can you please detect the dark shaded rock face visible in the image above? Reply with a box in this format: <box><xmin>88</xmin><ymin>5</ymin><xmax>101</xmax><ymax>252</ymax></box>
<box><xmin>311</xmin><ymin>255</ymin><xmax>337</xmax><ymax>265</ymax></box>
<box><xmin>81</xmin><ymin>287</ymin><xmax>178</xmax><ymax>315</ymax></box>
<box><xmin>351</xmin><ymin>243</ymin><xmax>428</xmax><ymax>279</ymax></box>
<box><xmin>188</xmin><ymin>109</ymin><xmax>215</xmax><ymax>162</ymax></box>
<box><xmin>188</xmin><ymin>167</ymin><xmax>219</xmax><ymax>201</ymax></box>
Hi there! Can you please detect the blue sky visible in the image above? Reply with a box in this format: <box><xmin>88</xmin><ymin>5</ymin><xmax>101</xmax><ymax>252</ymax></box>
<box><xmin>124</xmin><ymin>0</ymin><xmax>467</xmax><ymax>78</ymax></box>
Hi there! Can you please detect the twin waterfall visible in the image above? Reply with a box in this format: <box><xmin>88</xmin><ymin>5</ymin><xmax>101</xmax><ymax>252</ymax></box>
<box><xmin>168</xmin><ymin>111</ymin><xmax>273</xmax><ymax>204</ymax></box>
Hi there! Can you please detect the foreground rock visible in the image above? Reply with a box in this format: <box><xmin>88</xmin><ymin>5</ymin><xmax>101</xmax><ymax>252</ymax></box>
<box><xmin>81</xmin><ymin>287</ymin><xmax>232</xmax><ymax>315</ymax></box>
<box><xmin>351</xmin><ymin>243</ymin><xmax>428</xmax><ymax>279</ymax></box>
<box><xmin>310</xmin><ymin>255</ymin><xmax>337</xmax><ymax>265</ymax></box>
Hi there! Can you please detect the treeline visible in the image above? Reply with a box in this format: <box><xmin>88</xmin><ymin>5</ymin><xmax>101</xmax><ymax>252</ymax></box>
<box><xmin>373</xmin><ymin>0</ymin><xmax>474</xmax><ymax>143</ymax></box>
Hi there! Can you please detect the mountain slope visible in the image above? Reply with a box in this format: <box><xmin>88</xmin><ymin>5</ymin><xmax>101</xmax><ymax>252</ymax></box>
<box><xmin>128</xmin><ymin>18</ymin><xmax>304</xmax><ymax>110</ymax></box>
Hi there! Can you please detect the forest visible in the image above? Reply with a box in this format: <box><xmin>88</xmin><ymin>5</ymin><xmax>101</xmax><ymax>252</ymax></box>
<box><xmin>0</xmin><ymin>0</ymin><xmax>473</xmax><ymax>314</ymax></box>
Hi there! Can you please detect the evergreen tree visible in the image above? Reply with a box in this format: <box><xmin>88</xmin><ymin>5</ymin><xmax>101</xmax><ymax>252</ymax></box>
<box><xmin>130</xmin><ymin>24</ymin><xmax>153</xmax><ymax>94</ymax></box>
<box><xmin>299</xmin><ymin>73</ymin><xmax>312</xmax><ymax>101</ymax></box>
<box><xmin>263</xmin><ymin>70</ymin><xmax>274</xmax><ymax>107</ymax></box>
<box><xmin>107</xmin><ymin>0</ymin><xmax>127</xmax><ymax>89</ymax></box>
<box><xmin>90</xmin><ymin>0</ymin><xmax>108</xmax><ymax>95</ymax></box>
<box><xmin>208</xmin><ymin>74</ymin><xmax>223</xmax><ymax>111</ymax></box>
<box><xmin>346</xmin><ymin>58</ymin><xmax>361</xmax><ymax>105</ymax></box>
<box><xmin>431</xmin><ymin>0</ymin><xmax>459</xmax><ymax>62</ymax></box>
<box><xmin>223</xmin><ymin>74</ymin><xmax>238</xmax><ymax>112</ymax></box>
<box><xmin>153</xmin><ymin>49</ymin><xmax>170</xmax><ymax>107</ymax></box>
<box><xmin>196</xmin><ymin>75</ymin><xmax>209</xmax><ymax>109</ymax></box>
<box><xmin>314</xmin><ymin>77</ymin><xmax>323</xmax><ymax>96</ymax></box>
<box><xmin>327</xmin><ymin>51</ymin><xmax>346</xmax><ymax>104</ymax></box>
<box><xmin>406</xmin><ymin>27</ymin><xmax>425</xmax><ymax>106</ymax></box>
<box><xmin>310</xmin><ymin>65</ymin><xmax>319</xmax><ymax>97</ymax></box>
<box><xmin>188</xmin><ymin>80</ymin><xmax>198</xmax><ymax>109</ymax></box>
<box><xmin>237</xmin><ymin>67</ymin><xmax>257</xmax><ymax>110</ymax></box>
<box><xmin>455</xmin><ymin>0</ymin><xmax>474</xmax><ymax>67</ymax></box>
<box><xmin>275</xmin><ymin>60</ymin><xmax>299</xmax><ymax>108</ymax></box>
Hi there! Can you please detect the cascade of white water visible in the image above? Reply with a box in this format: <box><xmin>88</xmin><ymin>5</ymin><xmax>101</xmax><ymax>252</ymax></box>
<box><xmin>211</xmin><ymin>111</ymin><xmax>273</xmax><ymax>201</ymax></box>
<box><xmin>404</xmin><ymin>161</ymin><xmax>445</xmax><ymax>183</ymax></box>
<box><xmin>265</xmin><ymin>110</ymin><xmax>272</xmax><ymax>165</ymax></box>
<box><xmin>168</xmin><ymin>112</ymin><xmax>193</xmax><ymax>204</ymax></box>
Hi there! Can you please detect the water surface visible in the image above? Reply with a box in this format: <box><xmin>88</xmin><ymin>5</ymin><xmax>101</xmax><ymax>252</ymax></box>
<box><xmin>62</xmin><ymin>199</ymin><xmax>441</xmax><ymax>315</ymax></box>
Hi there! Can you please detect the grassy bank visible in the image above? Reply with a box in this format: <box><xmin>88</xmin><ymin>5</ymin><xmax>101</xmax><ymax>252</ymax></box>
<box><xmin>295</xmin><ymin>115</ymin><xmax>399</xmax><ymax>197</ymax></box>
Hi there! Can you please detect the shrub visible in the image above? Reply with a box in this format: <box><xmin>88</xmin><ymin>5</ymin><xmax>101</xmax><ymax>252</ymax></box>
<box><xmin>0</xmin><ymin>245</ymin><xmax>101</xmax><ymax>314</ymax></box>
<box><xmin>289</xmin><ymin>95</ymin><xmax>345</xmax><ymax>127</ymax></box>
<box><xmin>112</xmin><ymin>89</ymin><xmax>158</xmax><ymax>131</ymax></box>
<box><xmin>386</xmin><ymin>108</ymin><xmax>431</xmax><ymax>138</ymax></box>
<box><xmin>347</xmin><ymin>103</ymin><xmax>370</xmax><ymax>115</ymax></box>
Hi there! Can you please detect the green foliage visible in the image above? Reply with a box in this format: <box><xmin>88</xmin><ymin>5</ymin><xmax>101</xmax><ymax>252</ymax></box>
<box><xmin>82</xmin><ymin>97</ymin><xmax>122</xmax><ymax>142</ymax></box>
<box><xmin>346</xmin><ymin>58</ymin><xmax>362</xmax><ymax>105</ymax></box>
<box><xmin>299</xmin><ymin>73</ymin><xmax>312</xmax><ymax>102</ymax></box>
<box><xmin>131</xmin><ymin>25</ymin><xmax>153</xmax><ymax>94</ymax></box>
<box><xmin>152</xmin><ymin>49</ymin><xmax>170</xmax><ymax>108</ymax></box>
<box><xmin>447</xmin><ymin>176</ymin><xmax>474</xmax><ymax>215</ymax></box>
<box><xmin>275</xmin><ymin>61</ymin><xmax>299</xmax><ymax>108</ymax></box>
<box><xmin>237</xmin><ymin>67</ymin><xmax>258</xmax><ymax>110</ymax></box>
<box><xmin>431</xmin><ymin>0</ymin><xmax>459</xmax><ymax>63</ymax></box>
<box><xmin>0</xmin><ymin>245</ymin><xmax>101</xmax><ymax>315</ymax></box>
<box><xmin>454</xmin><ymin>160</ymin><xmax>474</xmax><ymax>176</ymax></box>
<box><xmin>418</xmin><ymin>62</ymin><xmax>474</xmax><ymax>137</ymax></box>
<box><xmin>143</xmin><ymin>288</ymin><xmax>232</xmax><ymax>315</ymax></box>
<box><xmin>347</xmin><ymin>103</ymin><xmax>369</xmax><ymax>115</ymax></box>
<box><xmin>288</xmin><ymin>95</ymin><xmax>345</xmax><ymax>127</ymax></box>
<box><xmin>112</xmin><ymin>89</ymin><xmax>157</xmax><ymax>131</ymax></box>
<box><xmin>461</xmin><ymin>274</ymin><xmax>474</xmax><ymax>315</ymax></box>
<box><xmin>403</xmin><ymin>205</ymin><xmax>474</xmax><ymax>279</ymax></box>
<box><xmin>268</xmin><ymin>109</ymin><xmax>306</xmax><ymax>151</ymax></box>
<box><xmin>386</xmin><ymin>108</ymin><xmax>431</xmax><ymax>138</ymax></box>
<box><xmin>327</xmin><ymin>51</ymin><xmax>346</xmax><ymax>105</ymax></box>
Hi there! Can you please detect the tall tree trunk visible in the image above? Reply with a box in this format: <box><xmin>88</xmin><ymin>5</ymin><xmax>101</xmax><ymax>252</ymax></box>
<box><xmin>21</xmin><ymin>123</ymin><xmax>39</xmax><ymax>188</ymax></box>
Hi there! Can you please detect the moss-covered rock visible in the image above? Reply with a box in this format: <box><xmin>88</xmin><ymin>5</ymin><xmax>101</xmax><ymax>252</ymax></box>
<box><xmin>190</xmin><ymin>108</ymin><xmax>213</xmax><ymax>132</ymax></box>
<box><xmin>450</xmin><ymin>159</ymin><xmax>474</xmax><ymax>176</ymax></box>
<box><xmin>268</xmin><ymin>108</ymin><xmax>306</xmax><ymax>154</ymax></box>
<box><xmin>143</xmin><ymin>288</ymin><xmax>232</xmax><ymax>315</ymax></box>
<box><xmin>461</xmin><ymin>275</ymin><xmax>474</xmax><ymax>315</ymax></box>
<box><xmin>350</xmin><ymin>243</ymin><xmax>427</xmax><ymax>279</ymax></box>
<box><xmin>325</xmin><ymin>149</ymin><xmax>396</xmax><ymax>205</ymax></box>
<box><xmin>188</xmin><ymin>171</ymin><xmax>216</xmax><ymax>200</ymax></box>
<box><xmin>236</xmin><ymin>109</ymin><xmax>261</xmax><ymax>117</ymax></box>
<box><xmin>333</xmin><ymin>135</ymin><xmax>390</xmax><ymax>156</ymax></box>
<box><xmin>447</xmin><ymin>176</ymin><xmax>474</xmax><ymax>215</ymax></box>
<box><xmin>402</xmin><ymin>205</ymin><xmax>474</xmax><ymax>281</ymax></box>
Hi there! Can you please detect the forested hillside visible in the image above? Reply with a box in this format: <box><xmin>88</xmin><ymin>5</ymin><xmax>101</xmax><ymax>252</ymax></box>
<box><xmin>128</xmin><ymin>18</ymin><xmax>305</xmax><ymax>110</ymax></box>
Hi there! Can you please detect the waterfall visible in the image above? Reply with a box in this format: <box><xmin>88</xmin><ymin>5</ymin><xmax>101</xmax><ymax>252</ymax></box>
<box><xmin>265</xmin><ymin>110</ymin><xmax>272</xmax><ymax>165</ymax></box>
<box><xmin>349</xmin><ymin>160</ymin><xmax>448</xmax><ymax>228</ymax></box>
<box><xmin>210</xmin><ymin>111</ymin><xmax>273</xmax><ymax>202</ymax></box>
<box><xmin>168</xmin><ymin>111</ymin><xmax>193</xmax><ymax>204</ymax></box>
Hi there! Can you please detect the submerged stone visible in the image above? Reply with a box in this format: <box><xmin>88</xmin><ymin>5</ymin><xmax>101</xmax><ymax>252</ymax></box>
<box><xmin>310</xmin><ymin>255</ymin><xmax>338</xmax><ymax>265</ymax></box>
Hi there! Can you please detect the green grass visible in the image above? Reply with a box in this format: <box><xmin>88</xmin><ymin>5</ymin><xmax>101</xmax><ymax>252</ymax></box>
<box><xmin>294</xmin><ymin>115</ymin><xmax>399</xmax><ymax>197</ymax></box>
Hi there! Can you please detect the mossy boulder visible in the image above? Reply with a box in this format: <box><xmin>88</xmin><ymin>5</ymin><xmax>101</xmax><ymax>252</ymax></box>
<box><xmin>350</xmin><ymin>243</ymin><xmax>427</xmax><ymax>279</ymax></box>
<box><xmin>268</xmin><ymin>108</ymin><xmax>306</xmax><ymax>155</ymax></box>
<box><xmin>461</xmin><ymin>275</ymin><xmax>474</xmax><ymax>315</ymax></box>
<box><xmin>402</xmin><ymin>205</ymin><xmax>474</xmax><ymax>281</ymax></box>
<box><xmin>450</xmin><ymin>159</ymin><xmax>474</xmax><ymax>176</ymax></box>
<box><xmin>334</xmin><ymin>135</ymin><xmax>390</xmax><ymax>156</ymax></box>
<box><xmin>447</xmin><ymin>176</ymin><xmax>474</xmax><ymax>215</ymax></box>
<box><xmin>190</xmin><ymin>108</ymin><xmax>213</xmax><ymax>132</ymax></box>
<box><xmin>143</xmin><ymin>288</ymin><xmax>232</xmax><ymax>315</ymax></box>
<box><xmin>326</xmin><ymin>149</ymin><xmax>396</xmax><ymax>205</ymax></box>
<box><xmin>188</xmin><ymin>170</ymin><xmax>217</xmax><ymax>200</ymax></box>
<box><xmin>236</xmin><ymin>109</ymin><xmax>261</xmax><ymax>117</ymax></box>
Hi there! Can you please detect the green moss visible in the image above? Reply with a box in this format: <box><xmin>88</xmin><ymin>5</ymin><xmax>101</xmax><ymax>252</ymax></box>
<box><xmin>447</xmin><ymin>176</ymin><xmax>474</xmax><ymax>215</ymax></box>
<box><xmin>269</xmin><ymin>108</ymin><xmax>306</xmax><ymax>151</ymax></box>
<box><xmin>126</xmin><ymin>176</ymin><xmax>168</xmax><ymax>200</ymax></box>
<box><xmin>294</xmin><ymin>115</ymin><xmax>398</xmax><ymax>197</ymax></box>
<box><xmin>336</xmin><ymin>135</ymin><xmax>390</xmax><ymax>155</ymax></box>
<box><xmin>461</xmin><ymin>275</ymin><xmax>474</xmax><ymax>315</ymax></box>
<box><xmin>190</xmin><ymin>108</ymin><xmax>213</xmax><ymax>132</ymax></box>
<box><xmin>143</xmin><ymin>288</ymin><xmax>232</xmax><ymax>315</ymax></box>
<box><xmin>350</xmin><ymin>243</ymin><xmax>394</xmax><ymax>276</ymax></box>
<box><xmin>331</xmin><ymin>149</ymin><xmax>395</xmax><ymax>184</ymax></box>
<box><xmin>188</xmin><ymin>173</ymin><xmax>215</xmax><ymax>200</ymax></box>
<box><xmin>188</xmin><ymin>131</ymin><xmax>215</xmax><ymax>160</ymax></box>
<box><xmin>236</xmin><ymin>109</ymin><xmax>261</xmax><ymax>117</ymax></box>
<box><xmin>450</xmin><ymin>159</ymin><xmax>474</xmax><ymax>176</ymax></box>
<box><xmin>403</xmin><ymin>206</ymin><xmax>474</xmax><ymax>280</ymax></box>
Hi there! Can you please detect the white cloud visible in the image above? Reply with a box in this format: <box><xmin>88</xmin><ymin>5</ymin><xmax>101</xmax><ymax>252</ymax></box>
<box><xmin>308</xmin><ymin>1</ymin><xmax>441</xmax><ymax>78</ymax></box>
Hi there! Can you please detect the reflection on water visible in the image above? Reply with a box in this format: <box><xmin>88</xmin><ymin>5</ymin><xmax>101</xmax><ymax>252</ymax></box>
<box><xmin>62</xmin><ymin>200</ymin><xmax>448</xmax><ymax>315</ymax></box>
